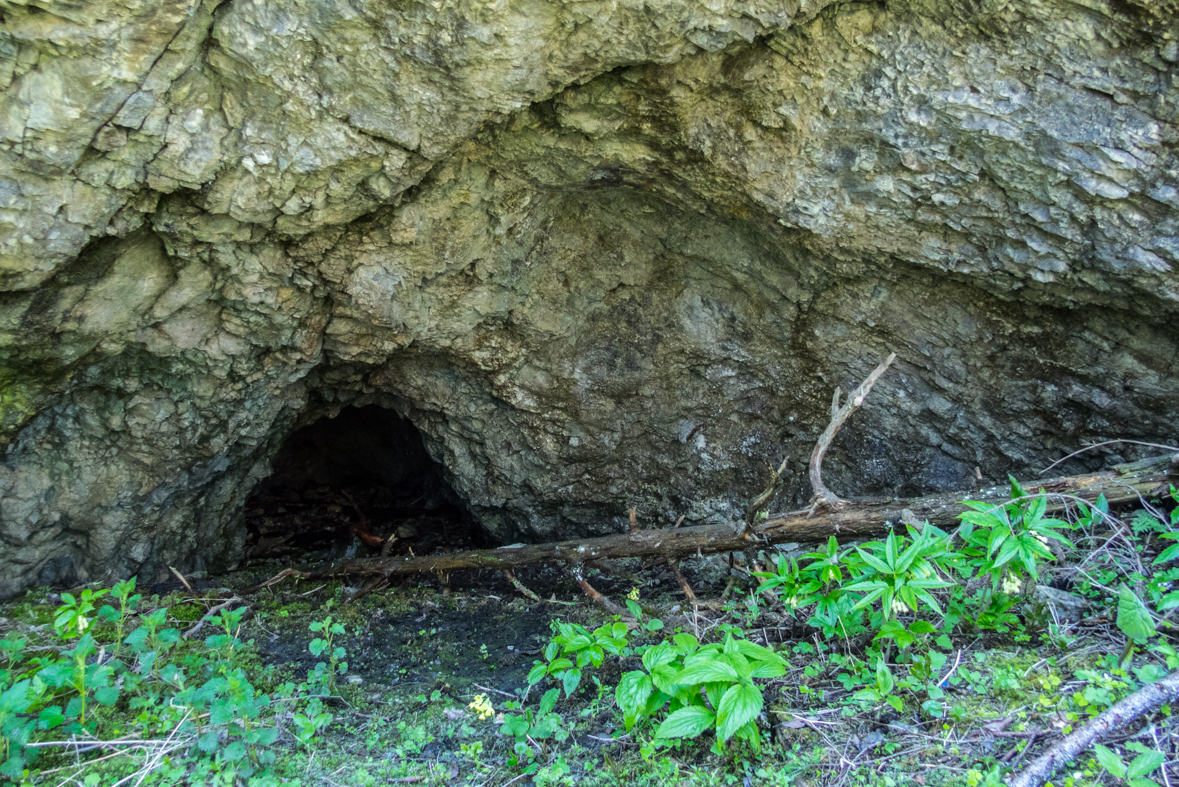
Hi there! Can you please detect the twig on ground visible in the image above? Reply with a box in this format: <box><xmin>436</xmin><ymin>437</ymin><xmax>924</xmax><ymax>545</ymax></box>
<box><xmin>1009</xmin><ymin>668</ymin><xmax>1179</xmax><ymax>787</ymax></box>
<box><xmin>183</xmin><ymin>597</ymin><xmax>244</xmax><ymax>639</ymax></box>
<box><xmin>168</xmin><ymin>567</ymin><xmax>195</xmax><ymax>597</ymax></box>
<box><xmin>668</xmin><ymin>560</ymin><xmax>697</xmax><ymax>603</ymax></box>
<box><xmin>244</xmin><ymin>567</ymin><xmax>309</xmax><ymax>594</ymax></box>
<box><xmin>346</xmin><ymin>576</ymin><xmax>389</xmax><ymax>605</ymax></box>
<box><xmin>503</xmin><ymin>570</ymin><xmax>541</xmax><ymax>602</ymax></box>
<box><xmin>571</xmin><ymin>568</ymin><xmax>631</xmax><ymax>618</ymax></box>
<box><xmin>472</xmin><ymin>683</ymin><xmax>517</xmax><ymax>699</ymax></box>
<box><xmin>808</xmin><ymin>353</ymin><xmax>897</xmax><ymax>514</ymax></box>
<box><xmin>744</xmin><ymin>454</ymin><xmax>790</xmax><ymax>536</ymax></box>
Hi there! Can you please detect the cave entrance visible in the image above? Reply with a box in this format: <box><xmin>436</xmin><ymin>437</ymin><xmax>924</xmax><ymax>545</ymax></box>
<box><xmin>243</xmin><ymin>405</ymin><xmax>482</xmax><ymax>563</ymax></box>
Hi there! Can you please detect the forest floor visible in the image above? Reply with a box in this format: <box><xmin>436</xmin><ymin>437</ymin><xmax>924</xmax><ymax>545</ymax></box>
<box><xmin>1</xmin><ymin>480</ymin><xmax>1178</xmax><ymax>787</ymax></box>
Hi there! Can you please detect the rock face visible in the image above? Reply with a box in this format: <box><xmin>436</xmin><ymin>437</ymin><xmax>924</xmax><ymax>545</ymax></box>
<box><xmin>1</xmin><ymin>0</ymin><xmax>1177</xmax><ymax>596</ymax></box>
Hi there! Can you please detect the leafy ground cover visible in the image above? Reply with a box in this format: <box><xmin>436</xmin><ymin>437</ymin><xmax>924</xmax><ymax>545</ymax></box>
<box><xmin>1</xmin><ymin>482</ymin><xmax>1177</xmax><ymax>787</ymax></box>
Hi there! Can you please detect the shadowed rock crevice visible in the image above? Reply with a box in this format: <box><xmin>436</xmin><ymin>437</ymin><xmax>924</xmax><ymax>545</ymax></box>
<box><xmin>244</xmin><ymin>404</ymin><xmax>480</xmax><ymax>561</ymax></box>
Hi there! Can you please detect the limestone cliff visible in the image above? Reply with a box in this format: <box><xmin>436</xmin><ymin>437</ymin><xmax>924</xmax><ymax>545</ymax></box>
<box><xmin>1</xmin><ymin>0</ymin><xmax>1177</xmax><ymax>595</ymax></box>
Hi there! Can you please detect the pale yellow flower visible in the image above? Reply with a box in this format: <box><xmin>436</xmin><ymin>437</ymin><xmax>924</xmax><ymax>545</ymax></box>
<box><xmin>627</xmin><ymin>587</ymin><xmax>640</xmax><ymax>601</ymax></box>
<box><xmin>468</xmin><ymin>694</ymin><xmax>494</xmax><ymax>721</ymax></box>
<box><xmin>1002</xmin><ymin>573</ymin><xmax>1022</xmax><ymax>594</ymax></box>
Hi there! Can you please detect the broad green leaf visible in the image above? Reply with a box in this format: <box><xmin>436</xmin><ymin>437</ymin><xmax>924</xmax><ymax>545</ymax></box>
<box><xmin>852</xmin><ymin>688</ymin><xmax>881</xmax><ymax>703</ymax></box>
<box><xmin>749</xmin><ymin>659</ymin><xmax>787</xmax><ymax>679</ymax></box>
<box><xmin>562</xmin><ymin>668</ymin><xmax>582</xmax><ymax>698</ymax></box>
<box><xmin>642</xmin><ymin>644</ymin><xmax>678</xmax><ymax>672</ymax></box>
<box><xmin>223</xmin><ymin>742</ymin><xmax>247</xmax><ymax>762</ymax></box>
<box><xmin>615</xmin><ymin>671</ymin><xmax>653</xmax><ymax>715</ymax></box>
<box><xmin>716</xmin><ymin>681</ymin><xmax>763</xmax><ymax>742</ymax></box>
<box><xmin>992</xmin><ymin>537</ymin><xmax>1022</xmax><ymax>570</ymax></box>
<box><xmin>1154</xmin><ymin>543</ymin><xmax>1179</xmax><ymax>565</ymax></box>
<box><xmin>527</xmin><ymin>663</ymin><xmax>548</xmax><ymax>686</ymax></box>
<box><xmin>1127</xmin><ymin>750</ymin><xmax>1166</xmax><ymax>780</ymax></box>
<box><xmin>875</xmin><ymin>661</ymin><xmax>894</xmax><ymax>696</ymax></box>
<box><xmin>676</xmin><ymin>658</ymin><xmax>739</xmax><ymax>685</ymax></box>
<box><xmin>540</xmin><ymin>688</ymin><xmax>561</xmax><ymax>715</ymax></box>
<box><xmin>1117</xmin><ymin>585</ymin><xmax>1157</xmax><ymax>643</ymax></box>
<box><xmin>857</xmin><ymin>549</ymin><xmax>892</xmax><ymax>575</ymax></box>
<box><xmin>654</xmin><ymin>705</ymin><xmax>715</xmax><ymax>739</ymax></box>
<box><xmin>909</xmin><ymin>620</ymin><xmax>936</xmax><ymax>635</ymax></box>
<box><xmin>0</xmin><ymin>680</ymin><xmax>31</xmax><ymax>714</ymax></box>
<box><xmin>94</xmin><ymin>686</ymin><xmax>119</xmax><ymax>706</ymax></box>
<box><xmin>1094</xmin><ymin>745</ymin><xmax>1127</xmax><ymax>779</ymax></box>
<box><xmin>37</xmin><ymin>706</ymin><xmax>65</xmax><ymax>730</ymax></box>
<box><xmin>672</xmin><ymin>634</ymin><xmax>700</xmax><ymax>654</ymax></box>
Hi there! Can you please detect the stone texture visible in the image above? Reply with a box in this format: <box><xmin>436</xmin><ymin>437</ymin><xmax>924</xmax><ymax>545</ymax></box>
<box><xmin>1</xmin><ymin>0</ymin><xmax>1177</xmax><ymax>596</ymax></box>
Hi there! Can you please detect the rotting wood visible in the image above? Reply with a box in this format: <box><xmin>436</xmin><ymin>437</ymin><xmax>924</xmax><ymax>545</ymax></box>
<box><xmin>313</xmin><ymin>454</ymin><xmax>1175</xmax><ymax>581</ymax></box>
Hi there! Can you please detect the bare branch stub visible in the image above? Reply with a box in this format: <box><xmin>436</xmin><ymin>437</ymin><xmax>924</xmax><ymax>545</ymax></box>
<box><xmin>743</xmin><ymin>454</ymin><xmax>790</xmax><ymax>537</ymax></box>
<box><xmin>808</xmin><ymin>352</ymin><xmax>897</xmax><ymax>514</ymax></box>
<box><xmin>571</xmin><ymin>567</ymin><xmax>631</xmax><ymax>618</ymax></box>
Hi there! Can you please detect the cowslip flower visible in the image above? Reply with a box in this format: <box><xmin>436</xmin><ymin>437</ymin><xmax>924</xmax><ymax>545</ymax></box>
<box><xmin>468</xmin><ymin>694</ymin><xmax>494</xmax><ymax>721</ymax></box>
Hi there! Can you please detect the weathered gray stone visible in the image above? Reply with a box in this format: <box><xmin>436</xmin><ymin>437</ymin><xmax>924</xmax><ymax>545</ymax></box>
<box><xmin>1</xmin><ymin>0</ymin><xmax>1177</xmax><ymax>596</ymax></box>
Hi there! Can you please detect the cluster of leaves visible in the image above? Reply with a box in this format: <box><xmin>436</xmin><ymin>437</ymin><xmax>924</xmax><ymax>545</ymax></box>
<box><xmin>755</xmin><ymin>477</ymin><xmax>1082</xmax><ymax>648</ymax></box>
<box><xmin>522</xmin><ymin>605</ymin><xmax>785</xmax><ymax>754</ymax></box>
<box><xmin>0</xmin><ymin>580</ymin><xmax>349</xmax><ymax>783</ymax></box>
<box><xmin>527</xmin><ymin>620</ymin><xmax>632</xmax><ymax>699</ymax></box>
<box><xmin>615</xmin><ymin>632</ymin><xmax>786</xmax><ymax>751</ymax></box>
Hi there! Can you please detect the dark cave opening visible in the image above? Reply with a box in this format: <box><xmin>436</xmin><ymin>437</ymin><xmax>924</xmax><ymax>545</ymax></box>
<box><xmin>243</xmin><ymin>405</ymin><xmax>486</xmax><ymax>563</ymax></box>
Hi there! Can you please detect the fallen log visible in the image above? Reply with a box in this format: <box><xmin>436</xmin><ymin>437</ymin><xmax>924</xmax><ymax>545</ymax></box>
<box><xmin>1008</xmin><ymin>666</ymin><xmax>1179</xmax><ymax>787</ymax></box>
<box><xmin>316</xmin><ymin>454</ymin><xmax>1177</xmax><ymax>580</ymax></box>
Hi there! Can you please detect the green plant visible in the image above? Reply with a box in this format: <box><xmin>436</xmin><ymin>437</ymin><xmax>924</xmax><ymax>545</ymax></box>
<box><xmin>96</xmin><ymin>578</ymin><xmax>141</xmax><ymax>659</ymax></box>
<box><xmin>756</xmin><ymin>537</ymin><xmax>869</xmax><ymax>638</ymax></box>
<box><xmin>850</xmin><ymin>659</ymin><xmax>905</xmax><ymax>712</ymax></box>
<box><xmin>844</xmin><ymin>525</ymin><xmax>955</xmax><ymax>627</ymax></box>
<box><xmin>292</xmin><ymin>697</ymin><xmax>334</xmax><ymax>752</ymax></box>
<box><xmin>615</xmin><ymin>632</ymin><xmax>786</xmax><ymax>752</ymax></box>
<box><xmin>309</xmin><ymin>609</ymin><xmax>348</xmax><ymax>695</ymax></box>
<box><xmin>1094</xmin><ymin>742</ymin><xmax>1167</xmax><ymax>787</ymax></box>
<box><xmin>958</xmin><ymin>478</ymin><xmax>1075</xmax><ymax>589</ymax></box>
<box><xmin>53</xmin><ymin>588</ymin><xmax>109</xmax><ymax>639</ymax></box>
<box><xmin>1115</xmin><ymin>585</ymin><xmax>1157</xmax><ymax>667</ymax></box>
<box><xmin>500</xmin><ymin>688</ymin><xmax>571</xmax><ymax>767</ymax></box>
<box><xmin>528</xmin><ymin>620</ymin><xmax>630</xmax><ymax>698</ymax></box>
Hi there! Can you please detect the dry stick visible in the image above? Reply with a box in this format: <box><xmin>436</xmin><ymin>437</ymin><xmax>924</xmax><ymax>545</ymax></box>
<box><xmin>345</xmin><ymin>576</ymin><xmax>389</xmax><ymax>605</ymax></box>
<box><xmin>317</xmin><ymin>454</ymin><xmax>1173</xmax><ymax>580</ymax></box>
<box><xmin>571</xmin><ymin>567</ymin><xmax>631</xmax><ymax>618</ymax></box>
<box><xmin>668</xmin><ymin>560</ymin><xmax>697</xmax><ymax>603</ymax></box>
<box><xmin>743</xmin><ymin>455</ymin><xmax>791</xmax><ymax>536</ymax></box>
<box><xmin>183</xmin><ymin>597</ymin><xmax>244</xmax><ymax>639</ymax></box>
<box><xmin>245</xmin><ymin>567</ymin><xmax>309</xmax><ymax>595</ymax></box>
<box><xmin>808</xmin><ymin>352</ymin><xmax>897</xmax><ymax>514</ymax></box>
<box><xmin>503</xmin><ymin>569</ymin><xmax>541</xmax><ymax>602</ymax></box>
<box><xmin>1008</xmin><ymin>667</ymin><xmax>1179</xmax><ymax>787</ymax></box>
<box><xmin>1039</xmin><ymin>440</ymin><xmax>1179</xmax><ymax>475</ymax></box>
<box><xmin>167</xmin><ymin>566</ymin><xmax>196</xmax><ymax>597</ymax></box>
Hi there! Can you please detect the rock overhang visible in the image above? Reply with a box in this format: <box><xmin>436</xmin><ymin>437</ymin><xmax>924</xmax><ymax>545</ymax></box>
<box><xmin>1</xmin><ymin>0</ymin><xmax>1177</xmax><ymax>596</ymax></box>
